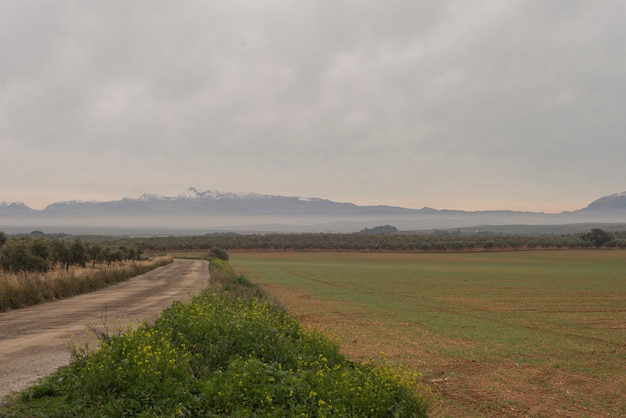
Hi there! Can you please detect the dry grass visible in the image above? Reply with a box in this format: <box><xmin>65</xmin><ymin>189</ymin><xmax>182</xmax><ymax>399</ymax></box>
<box><xmin>0</xmin><ymin>256</ymin><xmax>172</xmax><ymax>312</ymax></box>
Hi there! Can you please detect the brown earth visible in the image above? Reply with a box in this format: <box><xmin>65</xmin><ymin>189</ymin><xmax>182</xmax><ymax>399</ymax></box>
<box><xmin>258</xmin><ymin>282</ymin><xmax>625</xmax><ymax>418</ymax></box>
<box><xmin>0</xmin><ymin>259</ymin><xmax>209</xmax><ymax>400</ymax></box>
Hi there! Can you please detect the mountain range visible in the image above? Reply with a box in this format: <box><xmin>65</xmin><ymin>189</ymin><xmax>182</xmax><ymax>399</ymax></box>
<box><xmin>1</xmin><ymin>187</ymin><xmax>626</xmax><ymax>234</ymax></box>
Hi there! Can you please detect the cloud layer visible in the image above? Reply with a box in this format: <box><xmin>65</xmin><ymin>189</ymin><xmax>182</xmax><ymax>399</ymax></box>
<box><xmin>2</xmin><ymin>1</ymin><xmax>625</xmax><ymax>211</ymax></box>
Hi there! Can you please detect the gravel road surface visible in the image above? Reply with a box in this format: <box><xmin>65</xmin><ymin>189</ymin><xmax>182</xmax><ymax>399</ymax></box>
<box><xmin>0</xmin><ymin>259</ymin><xmax>209</xmax><ymax>400</ymax></box>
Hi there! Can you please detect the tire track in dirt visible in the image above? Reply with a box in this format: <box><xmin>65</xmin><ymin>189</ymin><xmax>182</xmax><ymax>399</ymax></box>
<box><xmin>0</xmin><ymin>259</ymin><xmax>209</xmax><ymax>400</ymax></box>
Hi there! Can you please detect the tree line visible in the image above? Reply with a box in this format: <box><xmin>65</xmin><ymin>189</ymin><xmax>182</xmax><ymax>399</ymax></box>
<box><xmin>2</xmin><ymin>229</ymin><xmax>622</xmax><ymax>268</ymax></box>
<box><xmin>0</xmin><ymin>232</ymin><xmax>142</xmax><ymax>274</ymax></box>
<box><xmin>99</xmin><ymin>228</ymin><xmax>626</xmax><ymax>253</ymax></box>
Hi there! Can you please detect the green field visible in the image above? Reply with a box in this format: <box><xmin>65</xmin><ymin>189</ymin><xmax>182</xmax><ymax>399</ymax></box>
<box><xmin>232</xmin><ymin>250</ymin><xmax>626</xmax><ymax>417</ymax></box>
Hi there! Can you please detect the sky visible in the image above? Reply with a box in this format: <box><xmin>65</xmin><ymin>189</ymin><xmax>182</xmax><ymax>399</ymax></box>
<box><xmin>1</xmin><ymin>1</ymin><xmax>625</xmax><ymax>213</ymax></box>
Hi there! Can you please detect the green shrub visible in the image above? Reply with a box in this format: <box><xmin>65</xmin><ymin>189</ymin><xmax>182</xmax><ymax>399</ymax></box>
<box><xmin>209</xmin><ymin>247</ymin><xmax>229</xmax><ymax>261</ymax></box>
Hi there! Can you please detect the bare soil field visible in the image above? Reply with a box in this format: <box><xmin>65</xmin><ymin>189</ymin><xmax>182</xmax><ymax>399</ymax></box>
<box><xmin>0</xmin><ymin>259</ymin><xmax>209</xmax><ymax>400</ymax></box>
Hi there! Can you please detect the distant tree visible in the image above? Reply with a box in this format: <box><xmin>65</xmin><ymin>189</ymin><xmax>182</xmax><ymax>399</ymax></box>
<box><xmin>0</xmin><ymin>238</ymin><xmax>50</xmax><ymax>273</ymax></box>
<box><xmin>70</xmin><ymin>239</ymin><xmax>88</xmax><ymax>268</ymax></box>
<box><xmin>51</xmin><ymin>240</ymin><xmax>73</xmax><ymax>271</ymax></box>
<box><xmin>581</xmin><ymin>228</ymin><xmax>613</xmax><ymax>249</ymax></box>
<box><xmin>87</xmin><ymin>243</ymin><xmax>103</xmax><ymax>268</ymax></box>
<box><xmin>117</xmin><ymin>244</ymin><xmax>129</xmax><ymax>261</ymax></box>
<box><xmin>30</xmin><ymin>238</ymin><xmax>50</xmax><ymax>261</ymax></box>
<box><xmin>107</xmin><ymin>248</ymin><xmax>124</xmax><ymax>266</ymax></box>
<box><xmin>483</xmin><ymin>240</ymin><xmax>496</xmax><ymax>250</ymax></box>
<box><xmin>0</xmin><ymin>239</ymin><xmax>28</xmax><ymax>273</ymax></box>
<box><xmin>0</xmin><ymin>232</ymin><xmax>7</xmax><ymax>248</ymax></box>
<box><xmin>359</xmin><ymin>225</ymin><xmax>399</xmax><ymax>234</ymax></box>
<box><xmin>127</xmin><ymin>246</ymin><xmax>137</xmax><ymax>262</ymax></box>
<box><xmin>99</xmin><ymin>247</ymin><xmax>112</xmax><ymax>267</ymax></box>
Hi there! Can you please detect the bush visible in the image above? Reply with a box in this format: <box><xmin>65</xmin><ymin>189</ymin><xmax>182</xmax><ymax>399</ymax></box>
<box><xmin>209</xmin><ymin>247</ymin><xmax>229</xmax><ymax>261</ymax></box>
<box><xmin>0</xmin><ymin>239</ymin><xmax>50</xmax><ymax>273</ymax></box>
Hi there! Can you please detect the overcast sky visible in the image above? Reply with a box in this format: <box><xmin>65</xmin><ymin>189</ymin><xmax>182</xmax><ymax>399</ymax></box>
<box><xmin>1</xmin><ymin>1</ymin><xmax>625</xmax><ymax>212</ymax></box>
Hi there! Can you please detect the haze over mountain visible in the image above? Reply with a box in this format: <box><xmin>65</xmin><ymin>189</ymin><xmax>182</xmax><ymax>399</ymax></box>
<box><xmin>2</xmin><ymin>188</ymin><xmax>626</xmax><ymax>235</ymax></box>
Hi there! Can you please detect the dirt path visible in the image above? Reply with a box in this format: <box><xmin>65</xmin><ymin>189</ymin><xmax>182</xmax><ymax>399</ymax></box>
<box><xmin>0</xmin><ymin>259</ymin><xmax>209</xmax><ymax>400</ymax></box>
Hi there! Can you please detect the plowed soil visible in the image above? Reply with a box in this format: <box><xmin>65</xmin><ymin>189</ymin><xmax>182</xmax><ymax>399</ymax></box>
<box><xmin>0</xmin><ymin>259</ymin><xmax>209</xmax><ymax>400</ymax></box>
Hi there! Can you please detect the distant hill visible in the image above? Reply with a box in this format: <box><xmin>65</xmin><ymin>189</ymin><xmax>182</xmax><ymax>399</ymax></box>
<box><xmin>579</xmin><ymin>191</ymin><xmax>626</xmax><ymax>211</ymax></box>
<box><xmin>0</xmin><ymin>201</ymin><xmax>36</xmax><ymax>214</ymax></box>
<box><xmin>1</xmin><ymin>188</ymin><xmax>626</xmax><ymax>234</ymax></box>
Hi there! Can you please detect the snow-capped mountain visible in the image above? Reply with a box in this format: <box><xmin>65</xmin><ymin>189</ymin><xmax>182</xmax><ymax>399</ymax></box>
<box><xmin>135</xmin><ymin>188</ymin><xmax>266</xmax><ymax>202</ymax></box>
<box><xmin>136</xmin><ymin>193</ymin><xmax>169</xmax><ymax>201</ymax></box>
<box><xmin>1</xmin><ymin>188</ymin><xmax>626</xmax><ymax>233</ymax></box>
<box><xmin>0</xmin><ymin>201</ymin><xmax>35</xmax><ymax>214</ymax></box>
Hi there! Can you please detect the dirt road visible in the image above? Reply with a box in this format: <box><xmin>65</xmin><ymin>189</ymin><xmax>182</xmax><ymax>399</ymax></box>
<box><xmin>0</xmin><ymin>259</ymin><xmax>209</xmax><ymax>400</ymax></box>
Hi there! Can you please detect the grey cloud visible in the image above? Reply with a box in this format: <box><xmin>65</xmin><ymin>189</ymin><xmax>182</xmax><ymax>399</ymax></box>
<box><xmin>1</xmin><ymin>1</ymin><xmax>625</xmax><ymax>211</ymax></box>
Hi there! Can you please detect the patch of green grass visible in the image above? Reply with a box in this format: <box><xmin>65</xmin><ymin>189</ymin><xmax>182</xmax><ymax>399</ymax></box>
<box><xmin>232</xmin><ymin>250</ymin><xmax>626</xmax><ymax>416</ymax></box>
<box><xmin>0</xmin><ymin>260</ymin><xmax>428</xmax><ymax>417</ymax></box>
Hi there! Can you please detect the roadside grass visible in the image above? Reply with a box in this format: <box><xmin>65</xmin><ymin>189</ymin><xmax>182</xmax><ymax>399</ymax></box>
<box><xmin>0</xmin><ymin>259</ymin><xmax>429</xmax><ymax>417</ymax></box>
<box><xmin>0</xmin><ymin>255</ymin><xmax>173</xmax><ymax>312</ymax></box>
<box><xmin>231</xmin><ymin>250</ymin><xmax>626</xmax><ymax>417</ymax></box>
